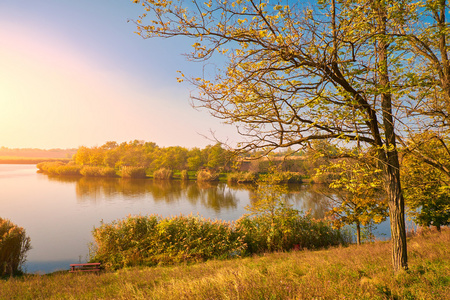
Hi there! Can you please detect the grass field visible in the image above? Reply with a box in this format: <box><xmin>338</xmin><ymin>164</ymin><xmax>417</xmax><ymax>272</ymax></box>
<box><xmin>1</xmin><ymin>228</ymin><xmax>448</xmax><ymax>299</ymax></box>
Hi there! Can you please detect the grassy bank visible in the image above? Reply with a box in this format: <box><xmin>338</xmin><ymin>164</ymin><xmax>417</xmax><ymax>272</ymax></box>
<box><xmin>1</xmin><ymin>228</ymin><xmax>449</xmax><ymax>299</ymax></box>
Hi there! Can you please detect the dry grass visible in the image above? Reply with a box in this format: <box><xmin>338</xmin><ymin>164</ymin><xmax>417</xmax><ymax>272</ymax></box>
<box><xmin>1</xmin><ymin>228</ymin><xmax>449</xmax><ymax>299</ymax></box>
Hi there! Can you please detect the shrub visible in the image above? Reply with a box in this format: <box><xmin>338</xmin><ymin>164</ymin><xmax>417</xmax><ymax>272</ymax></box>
<box><xmin>36</xmin><ymin>161</ymin><xmax>65</xmax><ymax>175</ymax></box>
<box><xmin>0</xmin><ymin>218</ymin><xmax>31</xmax><ymax>276</ymax></box>
<box><xmin>227</xmin><ymin>171</ymin><xmax>256</xmax><ymax>183</ymax></box>
<box><xmin>90</xmin><ymin>215</ymin><xmax>246</xmax><ymax>270</ymax></box>
<box><xmin>196</xmin><ymin>169</ymin><xmax>219</xmax><ymax>182</ymax></box>
<box><xmin>153</xmin><ymin>168</ymin><xmax>173</xmax><ymax>180</ymax></box>
<box><xmin>121</xmin><ymin>166</ymin><xmax>147</xmax><ymax>178</ymax></box>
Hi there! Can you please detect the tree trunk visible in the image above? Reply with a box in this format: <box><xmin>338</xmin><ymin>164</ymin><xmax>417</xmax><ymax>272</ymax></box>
<box><xmin>356</xmin><ymin>222</ymin><xmax>361</xmax><ymax>245</ymax></box>
<box><xmin>375</xmin><ymin>1</ymin><xmax>408</xmax><ymax>272</ymax></box>
<box><xmin>386</xmin><ymin>169</ymin><xmax>408</xmax><ymax>271</ymax></box>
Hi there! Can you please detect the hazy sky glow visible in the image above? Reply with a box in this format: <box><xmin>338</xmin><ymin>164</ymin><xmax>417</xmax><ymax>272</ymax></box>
<box><xmin>0</xmin><ymin>1</ymin><xmax>238</xmax><ymax>149</ymax></box>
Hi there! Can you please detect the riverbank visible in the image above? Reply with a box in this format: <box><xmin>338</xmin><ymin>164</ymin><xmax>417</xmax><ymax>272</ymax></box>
<box><xmin>1</xmin><ymin>228</ymin><xmax>448</xmax><ymax>299</ymax></box>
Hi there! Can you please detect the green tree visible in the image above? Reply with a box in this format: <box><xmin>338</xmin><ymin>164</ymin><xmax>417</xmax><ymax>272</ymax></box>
<box><xmin>131</xmin><ymin>0</ymin><xmax>433</xmax><ymax>271</ymax></box>
<box><xmin>402</xmin><ymin>134</ymin><xmax>450</xmax><ymax>231</ymax></box>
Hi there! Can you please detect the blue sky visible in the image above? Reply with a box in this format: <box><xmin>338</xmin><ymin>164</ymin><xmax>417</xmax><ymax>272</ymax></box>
<box><xmin>0</xmin><ymin>0</ymin><xmax>238</xmax><ymax>149</ymax></box>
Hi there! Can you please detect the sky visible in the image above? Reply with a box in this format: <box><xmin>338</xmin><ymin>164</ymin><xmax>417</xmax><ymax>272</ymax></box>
<box><xmin>0</xmin><ymin>0</ymin><xmax>239</xmax><ymax>149</ymax></box>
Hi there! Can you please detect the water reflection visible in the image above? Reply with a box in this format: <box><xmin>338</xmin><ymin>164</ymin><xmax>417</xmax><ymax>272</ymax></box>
<box><xmin>44</xmin><ymin>175</ymin><xmax>330</xmax><ymax>217</ymax></box>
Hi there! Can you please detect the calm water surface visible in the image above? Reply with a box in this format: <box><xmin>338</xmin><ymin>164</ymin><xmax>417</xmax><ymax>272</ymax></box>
<box><xmin>0</xmin><ymin>164</ymin><xmax>391</xmax><ymax>273</ymax></box>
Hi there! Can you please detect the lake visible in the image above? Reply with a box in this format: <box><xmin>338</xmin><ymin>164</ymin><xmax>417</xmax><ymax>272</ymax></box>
<box><xmin>0</xmin><ymin>164</ymin><xmax>392</xmax><ymax>273</ymax></box>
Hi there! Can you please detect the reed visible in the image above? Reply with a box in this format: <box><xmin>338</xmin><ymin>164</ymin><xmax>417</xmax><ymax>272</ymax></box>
<box><xmin>121</xmin><ymin>166</ymin><xmax>147</xmax><ymax>178</ymax></box>
<box><xmin>153</xmin><ymin>168</ymin><xmax>173</xmax><ymax>180</ymax></box>
<box><xmin>227</xmin><ymin>171</ymin><xmax>256</xmax><ymax>183</ymax></box>
<box><xmin>196</xmin><ymin>169</ymin><xmax>219</xmax><ymax>182</ymax></box>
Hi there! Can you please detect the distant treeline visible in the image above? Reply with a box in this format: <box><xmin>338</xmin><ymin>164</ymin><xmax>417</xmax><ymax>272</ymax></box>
<box><xmin>0</xmin><ymin>147</ymin><xmax>77</xmax><ymax>159</ymax></box>
<box><xmin>36</xmin><ymin>140</ymin><xmax>321</xmax><ymax>182</ymax></box>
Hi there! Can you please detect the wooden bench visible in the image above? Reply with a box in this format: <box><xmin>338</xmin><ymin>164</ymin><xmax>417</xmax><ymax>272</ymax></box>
<box><xmin>69</xmin><ymin>263</ymin><xmax>101</xmax><ymax>273</ymax></box>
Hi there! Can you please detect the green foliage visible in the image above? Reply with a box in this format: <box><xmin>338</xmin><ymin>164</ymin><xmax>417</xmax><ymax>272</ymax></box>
<box><xmin>0</xmin><ymin>218</ymin><xmax>31</xmax><ymax>276</ymax></box>
<box><xmin>402</xmin><ymin>135</ymin><xmax>450</xmax><ymax>230</ymax></box>
<box><xmin>121</xmin><ymin>166</ymin><xmax>147</xmax><ymax>178</ymax></box>
<box><xmin>153</xmin><ymin>168</ymin><xmax>173</xmax><ymax>180</ymax></box>
<box><xmin>90</xmin><ymin>215</ymin><xmax>246</xmax><ymax>269</ymax></box>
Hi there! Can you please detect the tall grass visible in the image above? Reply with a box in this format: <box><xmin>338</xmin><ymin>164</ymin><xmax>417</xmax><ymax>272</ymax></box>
<box><xmin>196</xmin><ymin>169</ymin><xmax>219</xmax><ymax>182</ymax></box>
<box><xmin>0</xmin><ymin>218</ymin><xmax>31</xmax><ymax>276</ymax></box>
<box><xmin>121</xmin><ymin>166</ymin><xmax>147</xmax><ymax>178</ymax></box>
<box><xmin>90</xmin><ymin>211</ymin><xmax>344</xmax><ymax>271</ymax></box>
<box><xmin>153</xmin><ymin>168</ymin><xmax>173</xmax><ymax>180</ymax></box>
<box><xmin>1</xmin><ymin>229</ymin><xmax>449</xmax><ymax>299</ymax></box>
<box><xmin>90</xmin><ymin>215</ymin><xmax>245</xmax><ymax>269</ymax></box>
<box><xmin>227</xmin><ymin>171</ymin><xmax>256</xmax><ymax>183</ymax></box>
<box><xmin>80</xmin><ymin>166</ymin><xmax>116</xmax><ymax>177</ymax></box>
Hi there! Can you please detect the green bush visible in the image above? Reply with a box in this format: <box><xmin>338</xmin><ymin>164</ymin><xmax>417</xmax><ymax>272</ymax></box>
<box><xmin>196</xmin><ymin>169</ymin><xmax>219</xmax><ymax>182</ymax></box>
<box><xmin>90</xmin><ymin>215</ymin><xmax>246</xmax><ymax>270</ymax></box>
<box><xmin>153</xmin><ymin>168</ymin><xmax>173</xmax><ymax>180</ymax></box>
<box><xmin>121</xmin><ymin>166</ymin><xmax>147</xmax><ymax>178</ymax></box>
<box><xmin>0</xmin><ymin>218</ymin><xmax>31</xmax><ymax>276</ymax></box>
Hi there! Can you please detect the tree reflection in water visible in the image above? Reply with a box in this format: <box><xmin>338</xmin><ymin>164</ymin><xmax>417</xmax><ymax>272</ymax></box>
<box><xmin>46</xmin><ymin>176</ymin><xmax>332</xmax><ymax>217</ymax></box>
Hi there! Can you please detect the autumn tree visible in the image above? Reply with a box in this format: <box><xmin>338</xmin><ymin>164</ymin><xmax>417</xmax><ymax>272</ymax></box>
<box><xmin>318</xmin><ymin>158</ymin><xmax>388</xmax><ymax>245</ymax></box>
<box><xmin>131</xmin><ymin>0</ymin><xmax>445</xmax><ymax>270</ymax></box>
<box><xmin>401</xmin><ymin>134</ymin><xmax>450</xmax><ymax>231</ymax></box>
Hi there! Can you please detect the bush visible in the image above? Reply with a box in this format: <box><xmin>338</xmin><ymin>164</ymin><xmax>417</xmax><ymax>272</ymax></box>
<box><xmin>153</xmin><ymin>168</ymin><xmax>173</xmax><ymax>180</ymax></box>
<box><xmin>0</xmin><ymin>218</ymin><xmax>31</xmax><ymax>276</ymax></box>
<box><xmin>121</xmin><ymin>166</ymin><xmax>147</xmax><ymax>178</ymax></box>
<box><xmin>196</xmin><ymin>169</ymin><xmax>219</xmax><ymax>182</ymax></box>
<box><xmin>90</xmin><ymin>215</ymin><xmax>246</xmax><ymax>270</ymax></box>
<box><xmin>227</xmin><ymin>171</ymin><xmax>256</xmax><ymax>183</ymax></box>
<box><xmin>36</xmin><ymin>161</ymin><xmax>65</xmax><ymax>175</ymax></box>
